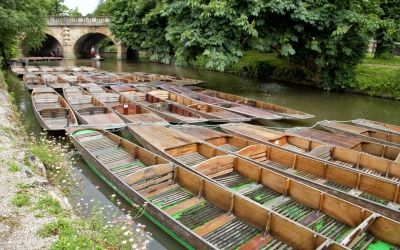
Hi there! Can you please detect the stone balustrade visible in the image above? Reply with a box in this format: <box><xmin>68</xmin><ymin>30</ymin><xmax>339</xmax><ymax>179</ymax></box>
<box><xmin>47</xmin><ymin>16</ymin><xmax>110</xmax><ymax>26</ymax></box>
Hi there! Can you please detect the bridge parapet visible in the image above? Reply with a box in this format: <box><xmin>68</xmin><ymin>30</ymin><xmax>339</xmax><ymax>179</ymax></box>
<box><xmin>47</xmin><ymin>16</ymin><xmax>110</xmax><ymax>26</ymax></box>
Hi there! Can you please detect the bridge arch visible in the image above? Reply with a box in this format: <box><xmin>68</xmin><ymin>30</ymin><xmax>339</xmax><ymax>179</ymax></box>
<box><xmin>22</xmin><ymin>33</ymin><xmax>63</xmax><ymax>57</ymax></box>
<box><xmin>73</xmin><ymin>32</ymin><xmax>117</xmax><ymax>59</ymax></box>
<box><xmin>43</xmin><ymin>16</ymin><xmax>127</xmax><ymax>60</ymax></box>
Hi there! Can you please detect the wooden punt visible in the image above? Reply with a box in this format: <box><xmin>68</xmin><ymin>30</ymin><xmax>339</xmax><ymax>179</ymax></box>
<box><xmin>63</xmin><ymin>86</ymin><xmax>126</xmax><ymax>131</ymax></box>
<box><xmin>171</xmin><ymin>125</ymin><xmax>258</xmax><ymax>153</ymax></box>
<box><xmin>31</xmin><ymin>87</ymin><xmax>78</xmax><ymax>131</ymax></box>
<box><xmin>192</xmin><ymin>87</ymin><xmax>314</xmax><ymax>120</ymax></box>
<box><xmin>352</xmin><ymin>119</ymin><xmax>400</xmax><ymax>136</ymax></box>
<box><xmin>38</xmin><ymin>66</ymin><xmax>54</xmax><ymax>72</ymax></box>
<box><xmin>193</xmin><ymin>155</ymin><xmax>400</xmax><ymax>248</ymax></box>
<box><xmin>23</xmin><ymin>73</ymin><xmax>46</xmax><ymax>91</ymax></box>
<box><xmin>68</xmin><ymin>128</ymin><xmax>345</xmax><ymax>250</ymax></box>
<box><xmin>85</xmin><ymin>86</ymin><xmax>169</xmax><ymax>126</ymax></box>
<box><xmin>26</xmin><ymin>66</ymin><xmax>40</xmax><ymax>73</ymax></box>
<box><xmin>175</xmin><ymin>124</ymin><xmax>400</xmax><ymax>179</ymax></box>
<box><xmin>286</xmin><ymin>127</ymin><xmax>400</xmax><ymax>161</ymax></box>
<box><xmin>218</xmin><ymin>123</ymin><xmax>400</xmax><ymax>219</ymax></box>
<box><xmin>112</xmin><ymin>85</ymin><xmax>208</xmax><ymax>124</ymax></box>
<box><xmin>57</xmin><ymin>74</ymin><xmax>82</xmax><ymax>85</ymax></box>
<box><xmin>131</xmin><ymin>72</ymin><xmax>205</xmax><ymax>85</ymax></box>
<box><xmin>11</xmin><ymin>65</ymin><xmax>26</xmax><ymax>76</ymax></box>
<box><xmin>320</xmin><ymin>120</ymin><xmax>400</xmax><ymax>148</ymax></box>
<box><xmin>147</xmin><ymin>89</ymin><xmax>250</xmax><ymax>123</ymax></box>
<box><xmin>160</xmin><ymin>84</ymin><xmax>285</xmax><ymax>121</ymax></box>
<box><xmin>41</xmin><ymin>74</ymin><xmax>70</xmax><ymax>90</ymax></box>
<box><xmin>128</xmin><ymin>124</ymin><xmax>227</xmax><ymax>167</ymax></box>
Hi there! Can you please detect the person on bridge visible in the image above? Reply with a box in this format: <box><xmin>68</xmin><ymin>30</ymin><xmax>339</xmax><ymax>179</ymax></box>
<box><xmin>90</xmin><ymin>46</ymin><xmax>96</xmax><ymax>57</ymax></box>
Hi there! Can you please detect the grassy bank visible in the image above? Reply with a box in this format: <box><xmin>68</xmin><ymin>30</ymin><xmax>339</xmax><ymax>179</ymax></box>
<box><xmin>224</xmin><ymin>51</ymin><xmax>400</xmax><ymax>99</ymax></box>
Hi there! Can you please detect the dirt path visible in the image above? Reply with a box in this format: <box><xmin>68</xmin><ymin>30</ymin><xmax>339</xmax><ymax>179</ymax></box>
<box><xmin>0</xmin><ymin>80</ymin><xmax>57</xmax><ymax>249</ymax></box>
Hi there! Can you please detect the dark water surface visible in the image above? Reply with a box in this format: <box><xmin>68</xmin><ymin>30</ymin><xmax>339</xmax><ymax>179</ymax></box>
<box><xmin>5</xmin><ymin>59</ymin><xmax>399</xmax><ymax>250</ymax></box>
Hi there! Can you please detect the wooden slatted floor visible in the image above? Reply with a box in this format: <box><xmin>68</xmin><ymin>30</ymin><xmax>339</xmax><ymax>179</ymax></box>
<box><xmin>176</xmin><ymin>153</ymin><xmax>208</xmax><ymax>167</ymax></box>
<box><xmin>203</xmin><ymin>218</ymin><xmax>260</xmax><ymax>250</ymax></box>
<box><xmin>75</xmin><ymin>130</ymin><xmax>147</xmax><ymax>178</ymax></box>
<box><xmin>218</xmin><ymin>143</ymin><xmax>239</xmax><ymax>152</ymax></box>
<box><xmin>281</xmin><ymin>144</ymin><xmax>308</xmax><ymax>153</ymax></box>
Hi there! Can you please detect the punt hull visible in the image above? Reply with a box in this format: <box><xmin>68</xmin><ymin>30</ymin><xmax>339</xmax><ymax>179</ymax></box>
<box><xmin>68</xmin><ymin>130</ymin><xmax>213</xmax><ymax>249</ymax></box>
<box><xmin>320</xmin><ymin>121</ymin><xmax>400</xmax><ymax>148</ymax></box>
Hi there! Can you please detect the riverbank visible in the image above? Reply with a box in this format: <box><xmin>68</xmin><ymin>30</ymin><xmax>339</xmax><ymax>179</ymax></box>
<box><xmin>222</xmin><ymin>51</ymin><xmax>400</xmax><ymax>100</ymax></box>
<box><xmin>0</xmin><ymin>70</ymin><xmax>149</xmax><ymax>249</ymax></box>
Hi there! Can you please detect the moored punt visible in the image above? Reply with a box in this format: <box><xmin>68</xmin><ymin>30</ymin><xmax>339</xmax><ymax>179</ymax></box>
<box><xmin>132</xmin><ymin>72</ymin><xmax>205</xmax><ymax>85</ymax></box>
<box><xmin>113</xmin><ymin>85</ymin><xmax>208</xmax><ymax>124</ymax></box>
<box><xmin>31</xmin><ymin>87</ymin><xmax>78</xmax><ymax>131</ymax></box>
<box><xmin>58</xmin><ymin>74</ymin><xmax>82</xmax><ymax>85</ymax></box>
<box><xmin>147</xmin><ymin>89</ymin><xmax>251</xmax><ymax>123</ymax></box>
<box><xmin>127</xmin><ymin>124</ymin><xmax>227</xmax><ymax>167</ymax></box>
<box><xmin>63</xmin><ymin>86</ymin><xmax>126</xmax><ymax>131</ymax></box>
<box><xmin>10</xmin><ymin>65</ymin><xmax>26</xmax><ymax>76</ymax></box>
<box><xmin>68</xmin><ymin>128</ymin><xmax>350</xmax><ymax>250</ymax></box>
<box><xmin>352</xmin><ymin>118</ymin><xmax>400</xmax><ymax>136</ymax></box>
<box><xmin>160</xmin><ymin>84</ymin><xmax>284</xmax><ymax>121</ymax></box>
<box><xmin>41</xmin><ymin>74</ymin><xmax>70</xmax><ymax>90</ymax></box>
<box><xmin>193</xmin><ymin>87</ymin><xmax>315</xmax><ymax>120</ymax></box>
<box><xmin>171</xmin><ymin>125</ymin><xmax>257</xmax><ymax>153</ymax></box>
<box><xmin>86</xmin><ymin>87</ymin><xmax>169</xmax><ymax>126</ymax></box>
<box><xmin>320</xmin><ymin>120</ymin><xmax>400</xmax><ymax>148</ymax></box>
<box><xmin>219</xmin><ymin>123</ymin><xmax>400</xmax><ymax>182</ymax></box>
<box><xmin>194</xmin><ymin>155</ymin><xmax>400</xmax><ymax>248</ymax></box>
<box><xmin>23</xmin><ymin>73</ymin><xmax>46</xmax><ymax>91</ymax></box>
<box><xmin>219</xmin><ymin>123</ymin><xmax>400</xmax><ymax>219</ymax></box>
<box><xmin>26</xmin><ymin>66</ymin><xmax>40</xmax><ymax>73</ymax></box>
<box><xmin>286</xmin><ymin>127</ymin><xmax>400</xmax><ymax>161</ymax></box>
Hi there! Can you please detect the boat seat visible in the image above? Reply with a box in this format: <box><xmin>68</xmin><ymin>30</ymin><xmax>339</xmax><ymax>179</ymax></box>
<box><xmin>308</xmin><ymin>145</ymin><xmax>332</xmax><ymax>160</ymax></box>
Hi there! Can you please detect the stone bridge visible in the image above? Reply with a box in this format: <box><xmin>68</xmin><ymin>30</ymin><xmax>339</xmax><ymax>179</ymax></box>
<box><xmin>29</xmin><ymin>16</ymin><xmax>127</xmax><ymax>59</ymax></box>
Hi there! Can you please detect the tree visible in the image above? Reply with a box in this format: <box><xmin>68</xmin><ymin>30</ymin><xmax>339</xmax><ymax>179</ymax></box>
<box><xmin>110</xmin><ymin>0</ymin><xmax>172</xmax><ymax>63</ymax></box>
<box><xmin>109</xmin><ymin>0</ymin><xmax>382</xmax><ymax>89</ymax></box>
<box><xmin>68</xmin><ymin>7</ymin><xmax>82</xmax><ymax>17</ymax></box>
<box><xmin>0</xmin><ymin>0</ymin><xmax>48</xmax><ymax>63</ymax></box>
<box><xmin>374</xmin><ymin>0</ymin><xmax>400</xmax><ymax>58</ymax></box>
<box><xmin>46</xmin><ymin>0</ymin><xmax>69</xmax><ymax>15</ymax></box>
<box><xmin>93</xmin><ymin>0</ymin><xmax>114</xmax><ymax>16</ymax></box>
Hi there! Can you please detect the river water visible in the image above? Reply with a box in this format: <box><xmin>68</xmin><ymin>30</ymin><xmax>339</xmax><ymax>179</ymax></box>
<box><xmin>4</xmin><ymin>59</ymin><xmax>399</xmax><ymax>250</ymax></box>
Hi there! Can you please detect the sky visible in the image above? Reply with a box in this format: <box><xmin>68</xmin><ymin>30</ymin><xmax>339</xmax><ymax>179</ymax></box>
<box><xmin>64</xmin><ymin>0</ymin><xmax>100</xmax><ymax>15</ymax></box>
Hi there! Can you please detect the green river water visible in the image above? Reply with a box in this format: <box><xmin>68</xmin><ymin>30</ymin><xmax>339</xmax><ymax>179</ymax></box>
<box><xmin>4</xmin><ymin>59</ymin><xmax>400</xmax><ymax>250</ymax></box>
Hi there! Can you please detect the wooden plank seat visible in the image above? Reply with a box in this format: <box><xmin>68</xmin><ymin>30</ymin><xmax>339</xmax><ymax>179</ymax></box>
<box><xmin>77</xmin><ymin>107</ymin><xmax>109</xmax><ymax>115</ymax></box>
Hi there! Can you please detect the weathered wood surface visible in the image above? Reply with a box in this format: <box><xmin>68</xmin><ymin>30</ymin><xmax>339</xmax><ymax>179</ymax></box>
<box><xmin>68</xmin><ymin>128</ymin><xmax>357</xmax><ymax>250</ymax></box>
<box><xmin>287</xmin><ymin>127</ymin><xmax>400</xmax><ymax>161</ymax></box>
<box><xmin>31</xmin><ymin>87</ymin><xmax>78</xmax><ymax>131</ymax></box>
<box><xmin>320</xmin><ymin>121</ymin><xmax>400</xmax><ymax>148</ymax></box>
<box><xmin>352</xmin><ymin>119</ymin><xmax>400</xmax><ymax>135</ymax></box>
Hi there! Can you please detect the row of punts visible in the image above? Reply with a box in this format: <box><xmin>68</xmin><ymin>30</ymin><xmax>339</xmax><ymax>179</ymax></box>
<box><xmin>11</xmin><ymin>65</ymin><xmax>400</xmax><ymax>249</ymax></box>
<box><xmin>21</xmin><ymin>67</ymin><xmax>318</xmax><ymax>131</ymax></box>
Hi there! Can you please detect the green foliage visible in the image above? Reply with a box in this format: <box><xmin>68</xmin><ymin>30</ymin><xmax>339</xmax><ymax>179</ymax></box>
<box><xmin>35</xmin><ymin>196</ymin><xmax>65</xmax><ymax>216</ymax></box>
<box><xmin>8</xmin><ymin>162</ymin><xmax>20</xmax><ymax>172</ymax></box>
<box><xmin>0</xmin><ymin>0</ymin><xmax>48</xmax><ymax>63</ymax></box>
<box><xmin>68</xmin><ymin>7</ymin><xmax>82</xmax><ymax>17</ymax></box>
<box><xmin>45</xmin><ymin>0</ymin><xmax>69</xmax><ymax>15</ymax></box>
<box><xmin>353</xmin><ymin>64</ymin><xmax>400</xmax><ymax>99</ymax></box>
<box><xmin>12</xmin><ymin>192</ymin><xmax>31</xmax><ymax>207</ymax></box>
<box><xmin>110</xmin><ymin>0</ymin><xmax>382</xmax><ymax>90</ymax></box>
<box><xmin>38</xmin><ymin>211</ymin><xmax>144</xmax><ymax>250</ymax></box>
<box><xmin>92</xmin><ymin>0</ymin><xmax>114</xmax><ymax>16</ymax></box>
<box><xmin>374</xmin><ymin>0</ymin><xmax>400</xmax><ymax>58</ymax></box>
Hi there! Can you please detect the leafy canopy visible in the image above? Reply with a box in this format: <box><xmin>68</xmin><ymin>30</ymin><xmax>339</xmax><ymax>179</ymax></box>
<box><xmin>109</xmin><ymin>0</ymin><xmax>382</xmax><ymax>89</ymax></box>
<box><xmin>0</xmin><ymin>0</ymin><xmax>48</xmax><ymax>63</ymax></box>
